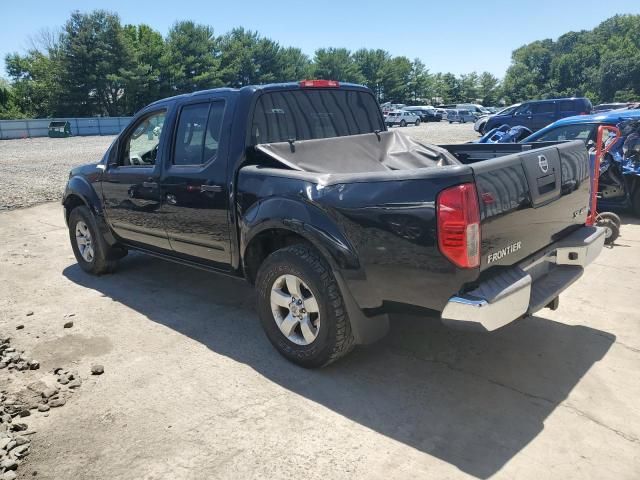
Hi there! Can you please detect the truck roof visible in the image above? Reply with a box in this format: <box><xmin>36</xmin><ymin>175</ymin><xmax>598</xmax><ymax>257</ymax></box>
<box><xmin>145</xmin><ymin>81</ymin><xmax>372</xmax><ymax>108</ymax></box>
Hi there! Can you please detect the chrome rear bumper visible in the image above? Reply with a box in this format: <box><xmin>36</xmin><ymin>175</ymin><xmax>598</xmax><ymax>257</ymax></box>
<box><xmin>441</xmin><ymin>226</ymin><xmax>605</xmax><ymax>331</ymax></box>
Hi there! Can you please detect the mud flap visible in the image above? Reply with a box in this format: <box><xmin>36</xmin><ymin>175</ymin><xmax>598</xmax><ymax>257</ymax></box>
<box><xmin>333</xmin><ymin>271</ymin><xmax>389</xmax><ymax>345</ymax></box>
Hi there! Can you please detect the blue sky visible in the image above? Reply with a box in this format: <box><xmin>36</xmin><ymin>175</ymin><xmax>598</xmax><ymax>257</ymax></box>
<box><xmin>2</xmin><ymin>0</ymin><xmax>640</xmax><ymax>79</ymax></box>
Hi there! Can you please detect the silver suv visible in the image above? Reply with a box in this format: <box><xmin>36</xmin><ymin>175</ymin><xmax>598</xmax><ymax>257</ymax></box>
<box><xmin>385</xmin><ymin>110</ymin><xmax>421</xmax><ymax>127</ymax></box>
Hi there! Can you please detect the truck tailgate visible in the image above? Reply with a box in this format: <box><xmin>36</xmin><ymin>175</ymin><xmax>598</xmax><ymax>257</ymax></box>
<box><xmin>470</xmin><ymin>140</ymin><xmax>590</xmax><ymax>271</ymax></box>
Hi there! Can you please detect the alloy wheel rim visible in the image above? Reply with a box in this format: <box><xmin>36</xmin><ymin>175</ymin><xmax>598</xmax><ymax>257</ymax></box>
<box><xmin>75</xmin><ymin>221</ymin><xmax>95</xmax><ymax>263</ymax></box>
<box><xmin>270</xmin><ymin>274</ymin><xmax>320</xmax><ymax>346</ymax></box>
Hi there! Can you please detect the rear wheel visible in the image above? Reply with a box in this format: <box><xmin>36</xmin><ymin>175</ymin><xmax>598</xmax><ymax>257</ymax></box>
<box><xmin>415</xmin><ymin>119</ymin><xmax>421</xmax><ymax>126</ymax></box>
<box><xmin>68</xmin><ymin>206</ymin><xmax>123</xmax><ymax>275</ymax></box>
<box><xmin>255</xmin><ymin>244</ymin><xmax>355</xmax><ymax>368</ymax></box>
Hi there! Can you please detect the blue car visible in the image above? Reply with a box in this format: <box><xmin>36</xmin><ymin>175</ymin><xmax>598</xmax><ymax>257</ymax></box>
<box><xmin>521</xmin><ymin>108</ymin><xmax>640</xmax><ymax>145</ymax></box>
<box><xmin>480</xmin><ymin>97</ymin><xmax>592</xmax><ymax>134</ymax></box>
<box><xmin>523</xmin><ymin>109</ymin><xmax>640</xmax><ymax>216</ymax></box>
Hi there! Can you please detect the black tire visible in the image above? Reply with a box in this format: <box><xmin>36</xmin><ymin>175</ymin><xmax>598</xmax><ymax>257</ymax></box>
<box><xmin>449</xmin><ymin>121</ymin><xmax>453</xmax><ymax>124</ymax></box>
<box><xmin>255</xmin><ymin>244</ymin><xmax>355</xmax><ymax>368</ymax></box>
<box><xmin>462</xmin><ymin>118</ymin><xmax>466</xmax><ymax>123</ymax></box>
<box><xmin>597</xmin><ymin>211</ymin><xmax>622</xmax><ymax>229</ymax></box>
<box><xmin>400</xmin><ymin>120</ymin><xmax>407</xmax><ymax>127</ymax></box>
<box><xmin>415</xmin><ymin>119</ymin><xmax>421</xmax><ymax>126</ymax></box>
<box><xmin>68</xmin><ymin>206</ymin><xmax>121</xmax><ymax>275</ymax></box>
<box><xmin>479</xmin><ymin>122</ymin><xmax>487</xmax><ymax>135</ymax></box>
<box><xmin>596</xmin><ymin>212</ymin><xmax>621</xmax><ymax>245</ymax></box>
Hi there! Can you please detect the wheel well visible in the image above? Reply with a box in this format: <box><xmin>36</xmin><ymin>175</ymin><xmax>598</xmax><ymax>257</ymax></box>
<box><xmin>244</xmin><ymin>229</ymin><xmax>311</xmax><ymax>284</ymax></box>
<box><xmin>63</xmin><ymin>194</ymin><xmax>87</xmax><ymax>222</ymax></box>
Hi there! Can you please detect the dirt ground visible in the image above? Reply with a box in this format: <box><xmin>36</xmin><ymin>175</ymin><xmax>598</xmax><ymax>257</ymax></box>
<box><xmin>0</xmin><ymin>127</ymin><xmax>639</xmax><ymax>479</ymax></box>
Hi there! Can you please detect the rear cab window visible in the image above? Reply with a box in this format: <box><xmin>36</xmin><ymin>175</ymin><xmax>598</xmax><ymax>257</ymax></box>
<box><xmin>250</xmin><ymin>88</ymin><xmax>384</xmax><ymax>145</ymax></box>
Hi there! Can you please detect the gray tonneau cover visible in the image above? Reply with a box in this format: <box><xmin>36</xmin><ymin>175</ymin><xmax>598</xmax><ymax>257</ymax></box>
<box><xmin>255</xmin><ymin>130</ymin><xmax>460</xmax><ymax>173</ymax></box>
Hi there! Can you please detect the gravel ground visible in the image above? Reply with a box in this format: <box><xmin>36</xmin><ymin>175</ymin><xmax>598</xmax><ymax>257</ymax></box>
<box><xmin>0</xmin><ymin>136</ymin><xmax>115</xmax><ymax>211</ymax></box>
<box><xmin>0</xmin><ymin>122</ymin><xmax>477</xmax><ymax>210</ymax></box>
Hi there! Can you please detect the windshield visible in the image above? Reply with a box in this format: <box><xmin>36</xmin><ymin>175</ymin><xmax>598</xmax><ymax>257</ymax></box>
<box><xmin>250</xmin><ymin>89</ymin><xmax>384</xmax><ymax>145</ymax></box>
<box><xmin>496</xmin><ymin>104</ymin><xmax>520</xmax><ymax>116</ymax></box>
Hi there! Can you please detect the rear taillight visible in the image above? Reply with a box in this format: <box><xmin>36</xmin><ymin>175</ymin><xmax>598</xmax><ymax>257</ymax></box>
<box><xmin>299</xmin><ymin>79</ymin><xmax>340</xmax><ymax>88</ymax></box>
<box><xmin>437</xmin><ymin>183</ymin><xmax>481</xmax><ymax>268</ymax></box>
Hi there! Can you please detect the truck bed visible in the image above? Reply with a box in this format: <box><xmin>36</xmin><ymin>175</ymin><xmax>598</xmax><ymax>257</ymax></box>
<box><xmin>242</xmin><ymin>134</ymin><xmax>592</xmax><ymax>312</ymax></box>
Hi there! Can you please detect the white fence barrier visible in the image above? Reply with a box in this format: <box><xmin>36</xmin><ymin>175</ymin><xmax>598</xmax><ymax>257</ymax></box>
<box><xmin>0</xmin><ymin>117</ymin><xmax>133</xmax><ymax>140</ymax></box>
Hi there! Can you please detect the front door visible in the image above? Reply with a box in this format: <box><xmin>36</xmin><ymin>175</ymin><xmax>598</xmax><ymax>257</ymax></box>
<box><xmin>159</xmin><ymin>98</ymin><xmax>232</xmax><ymax>267</ymax></box>
<box><xmin>101</xmin><ymin>109</ymin><xmax>171</xmax><ymax>250</ymax></box>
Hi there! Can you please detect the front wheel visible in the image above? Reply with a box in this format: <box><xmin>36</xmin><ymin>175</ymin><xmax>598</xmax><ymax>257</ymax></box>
<box><xmin>68</xmin><ymin>206</ymin><xmax>123</xmax><ymax>275</ymax></box>
<box><xmin>415</xmin><ymin>119</ymin><xmax>421</xmax><ymax>126</ymax></box>
<box><xmin>255</xmin><ymin>244</ymin><xmax>355</xmax><ymax>368</ymax></box>
<box><xmin>400</xmin><ymin>120</ymin><xmax>407</xmax><ymax>127</ymax></box>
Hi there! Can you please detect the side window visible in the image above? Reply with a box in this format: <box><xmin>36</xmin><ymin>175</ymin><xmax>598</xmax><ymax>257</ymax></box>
<box><xmin>173</xmin><ymin>101</ymin><xmax>225</xmax><ymax>166</ymax></box>
<box><xmin>536</xmin><ymin>124</ymin><xmax>595</xmax><ymax>142</ymax></box>
<box><xmin>532</xmin><ymin>102</ymin><xmax>555</xmax><ymax>114</ymax></box>
<box><xmin>516</xmin><ymin>104</ymin><xmax>532</xmax><ymax>116</ymax></box>
<box><xmin>120</xmin><ymin>111</ymin><xmax>166</xmax><ymax>167</ymax></box>
<box><xmin>558</xmin><ymin>101</ymin><xmax>576</xmax><ymax>113</ymax></box>
<box><xmin>203</xmin><ymin>101</ymin><xmax>225</xmax><ymax>162</ymax></box>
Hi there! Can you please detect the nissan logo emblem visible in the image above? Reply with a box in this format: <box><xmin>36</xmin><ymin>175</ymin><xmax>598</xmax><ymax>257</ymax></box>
<box><xmin>538</xmin><ymin>154</ymin><xmax>549</xmax><ymax>173</ymax></box>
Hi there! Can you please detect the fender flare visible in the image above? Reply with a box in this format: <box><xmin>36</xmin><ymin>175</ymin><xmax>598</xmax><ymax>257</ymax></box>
<box><xmin>63</xmin><ymin>176</ymin><xmax>118</xmax><ymax>246</ymax></box>
<box><xmin>241</xmin><ymin>197</ymin><xmax>389</xmax><ymax>344</ymax></box>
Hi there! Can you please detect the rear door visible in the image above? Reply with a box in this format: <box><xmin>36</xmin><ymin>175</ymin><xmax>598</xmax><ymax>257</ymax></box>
<box><xmin>158</xmin><ymin>96</ymin><xmax>232</xmax><ymax>268</ymax></box>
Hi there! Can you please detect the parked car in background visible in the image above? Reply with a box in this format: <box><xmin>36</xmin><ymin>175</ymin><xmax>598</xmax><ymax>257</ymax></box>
<box><xmin>404</xmin><ymin>106</ymin><xmax>442</xmax><ymax>122</ymax></box>
<box><xmin>435</xmin><ymin>108</ymin><xmax>448</xmax><ymax>119</ymax></box>
<box><xmin>524</xmin><ymin>110</ymin><xmax>640</xmax><ymax>219</ymax></box>
<box><xmin>385</xmin><ymin>110</ymin><xmax>421</xmax><ymax>127</ymax></box>
<box><xmin>474</xmin><ymin>104</ymin><xmax>520</xmax><ymax>134</ymax></box>
<box><xmin>593</xmin><ymin>102</ymin><xmax>630</xmax><ymax>113</ymax></box>
<box><xmin>439</xmin><ymin>103</ymin><xmax>489</xmax><ymax>117</ymax></box>
<box><xmin>521</xmin><ymin>108</ymin><xmax>640</xmax><ymax>144</ymax></box>
<box><xmin>447</xmin><ymin>109</ymin><xmax>475</xmax><ymax>123</ymax></box>
<box><xmin>481</xmin><ymin>97</ymin><xmax>592</xmax><ymax>134</ymax></box>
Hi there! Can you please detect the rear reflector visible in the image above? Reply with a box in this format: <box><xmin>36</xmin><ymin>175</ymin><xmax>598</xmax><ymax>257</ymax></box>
<box><xmin>437</xmin><ymin>183</ymin><xmax>481</xmax><ymax>268</ymax></box>
<box><xmin>299</xmin><ymin>79</ymin><xmax>340</xmax><ymax>88</ymax></box>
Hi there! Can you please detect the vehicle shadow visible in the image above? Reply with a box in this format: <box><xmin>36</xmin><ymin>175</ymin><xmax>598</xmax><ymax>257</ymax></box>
<box><xmin>63</xmin><ymin>253</ymin><xmax>615</xmax><ymax>479</ymax></box>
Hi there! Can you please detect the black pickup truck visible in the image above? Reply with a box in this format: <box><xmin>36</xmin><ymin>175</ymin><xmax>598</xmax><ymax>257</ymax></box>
<box><xmin>63</xmin><ymin>80</ymin><xmax>605</xmax><ymax>367</ymax></box>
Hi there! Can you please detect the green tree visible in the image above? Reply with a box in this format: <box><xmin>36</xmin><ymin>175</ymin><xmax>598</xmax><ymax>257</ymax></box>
<box><xmin>353</xmin><ymin>49</ymin><xmax>390</xmax><ymax>101</ymax></box>
<box><xmin>381</xmin><ymin>56</ymin><xmax>412</xmax><ymax>103</ymax></box>
<box><xmin>312</xmin><ymin>48</ymin><xmax>364</xmax><ymax>84</ymax></box>
<box><xmin>478</xmin><ymin>72</ymin><xmax>501</xmax><ymax>105</ymax></box>
<box><xmin>5</xmin><ymin>48</ymin><xmax>61</xmax><ymax>117</ymax></box>
<box><xmin>218</xmin><ymin>28</ymin><xmax>293</xmax><ymax>87</ymax></box>
<box><xmin>459</xmin><ymin>72</ymin><xmax>479</xmax><ymax>102</ymax></box>
<box><xmin>162</xmin><ymin>21</ymin><xmax>221</xmax><ymax>95</ymax></box>
<box><xmin>57</xmin><ymin>10</ymin><xmax>135</xmax><ymax>116</ymax></box>
<box><xmin>120</xmin><ymin>24</ymin><xmax>166</xmax><ymax>113</ymax></box>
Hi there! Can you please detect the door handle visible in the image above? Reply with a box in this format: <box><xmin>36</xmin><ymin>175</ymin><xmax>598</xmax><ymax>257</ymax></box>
<box><xmin>200</xmin><ymin>184</ymin><xmax>222</xmax><ymax>193</ymax></box>
<box><xmin>142</xmin><ymin>181</ymin><xmax>158</xmax><ymax>188</ymax></box>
